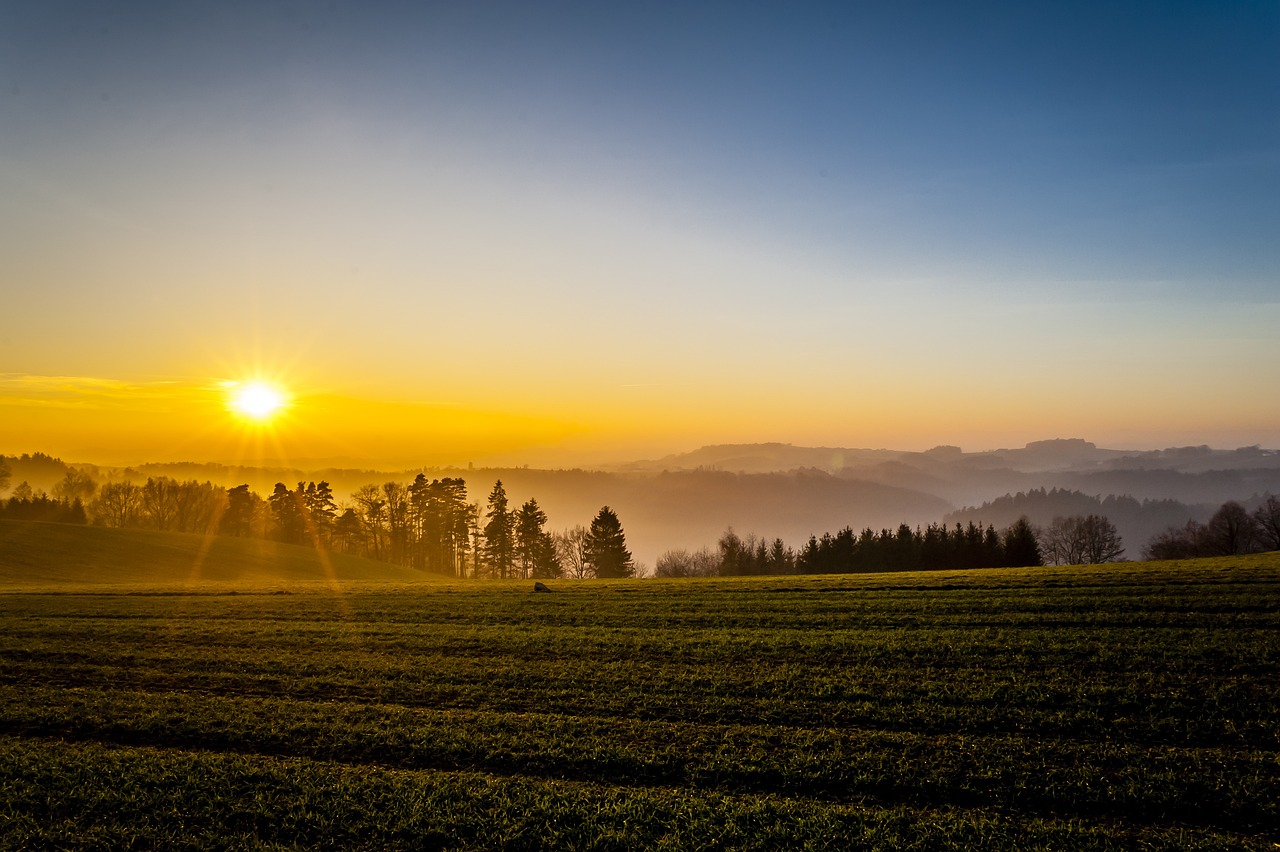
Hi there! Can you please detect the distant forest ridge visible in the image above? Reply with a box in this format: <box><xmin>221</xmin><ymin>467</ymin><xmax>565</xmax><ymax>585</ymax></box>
<box><xmin>3</xmin><ymin>439</ymin><xmax>1280</xmax><ymax>568</ymax></box>
<box><xmin>945</xmin><ymin>489</ymin><xmax>1211</xmax><ymax>560</ymax></box>
<box><xmin>624</xmin><ymin>438</ymin><xmax>1280</xmax><ymax>475</ymax></box>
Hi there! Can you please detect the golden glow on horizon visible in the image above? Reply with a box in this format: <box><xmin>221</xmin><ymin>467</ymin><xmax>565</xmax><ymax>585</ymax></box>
<box><xmin>1</xmin><ymin>366</ymin><xmax>1277</xmax><ymax>468</ymax></box>
<box><xmin>225</xmin><ymin>381</ymin><xmax>288</xmax><ymax>423</ymax></box>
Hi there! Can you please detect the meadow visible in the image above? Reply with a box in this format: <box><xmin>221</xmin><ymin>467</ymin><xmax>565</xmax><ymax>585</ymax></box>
<box><xmin>1</xmin><ymin>522</ymin><xmax>1278</xmax><ymax>849</ymax></box>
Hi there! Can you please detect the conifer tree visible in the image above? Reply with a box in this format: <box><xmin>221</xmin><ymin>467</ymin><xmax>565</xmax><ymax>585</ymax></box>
<box><xmin>516</xmin><ymin>498</ymin><xmax>561</xmax><ymax>579</ymax></box>
<box><xmin>1002</xmin><ymin>516</ymin><xmax>1043</xmax><ymax>567</ymax></box>
<box><xmin>586</xmin><ymin>506</ymin><xmax>634</xmax><ymax>579</ymax></box>
<box><xmin>483</xmin><ymin>480</ymin><xmax>515</xmax><ymax>579</ymax></box>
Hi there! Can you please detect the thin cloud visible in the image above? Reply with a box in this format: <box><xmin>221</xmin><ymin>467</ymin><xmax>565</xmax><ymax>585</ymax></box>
<box><xmin>0</xmin><ymin>374</ymin><xmax>193</xmax><ymax>408</ymax></box>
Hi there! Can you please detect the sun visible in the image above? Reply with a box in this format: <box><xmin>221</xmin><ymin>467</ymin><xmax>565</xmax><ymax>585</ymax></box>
<box><xmin>226</xmin><ymin>381</ymin><xmax>288</xmax><ymax>422</ymax></box>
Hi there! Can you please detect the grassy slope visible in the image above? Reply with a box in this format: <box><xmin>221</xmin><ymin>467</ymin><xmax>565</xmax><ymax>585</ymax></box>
<box><xmin>0</xmin><ymin>519</ymin><xmax>436</xmax><ymax>588</ymax></box>
<box><xmin>1</xmin><ymin>554</ymin><xmax>1278</xmax><ymax>848</ymax></box>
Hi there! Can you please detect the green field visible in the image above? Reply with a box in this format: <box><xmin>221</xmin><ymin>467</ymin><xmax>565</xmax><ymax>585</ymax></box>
<box><xmin>1</xmin><ymin>522</ymin><xmax>1278</xmax><ymax>849</ymax></box>
<box><xmin>0</xmin><ymin>519</ymin><xmax>432</xmax><ymax>588</ymax></box>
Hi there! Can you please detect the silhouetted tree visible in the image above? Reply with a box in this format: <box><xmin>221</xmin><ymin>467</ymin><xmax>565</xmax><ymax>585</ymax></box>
<box><xmin>442</xmin><ymin>479</ymin><xmax>474</xmax><ymax>577</ymax></box>
<box><xmin>554</xmin><ymin>526</ymin><xmax>592</xmax><ymax>579</ymax></box>
<box><xmin>769</xmin><ymin>537</ymin><xmax>793</xmax><ymax>573</ymax></box>
<box><xmin>483</xmin><ymin>480</ymin><xmax>515</xmax><ymax>579</ymax></box>
<box><xmin>919</xmin><ymin>523</ymin><xmax>949</xmax><ymax>570</ymax></box>
<box><xmin>52</xmin><ymin>468</ymin><xmax>96</xmax><ymax>503</ymax></box>
<box><xmin>406</xmin><ymin>475</ymin><xmax>472</xmax><ymax>575</ymax></box>
<box><xmin>221</xmin><ymin>484</ymin><xmax>257</xmax><ymax>537</ymax></box>
<box><xmin>1044</xmin><ymin>514</ymin><xmax>1124</xmax><ymax>564</ymax></box>
<box><xmin>655</xmin><ymin>546</ymin><xmax>720</xmax><ymax>578</ymax></box>
<box><xmin>302</xmin><ymin>481</ymin><xmax>338</xmax><ymax>547</ymax></box>
<box><xmin>1206</xmin><ymin>501</ymin><xmax>1257</xmax><ymax>555</ymax></box>
<box><xmin>382</xmin><ymin>481</ymin><xmax>411</xmax><ymax>564</ymax></box>
<box><xmin>92</xmin><ymin>481</ymin><xmax>141</xmax><ymax>528</ymax></box>
<box><xmin>0</xmin><ymin>493</ymin><xmax>86</xmax><ymax>524</ymax></box>
<box><xmin>160</xmin><ymin>480</ymin><xmax>225</xmax><ymax>534</ymax></box>
<box><xmin>333</xmin><ymin>508</ymin><xmax>364</xmax><ymax>554</ymax></box>
<box><xmin>1143</xmin><ymin>520</ymin><xmax>1208</xmax><ymax>560</ymax></box>
<box><xmin>586</xmin><ymin>506</ymin><xmax>633</xmax><ymax>578</ymax></box>
<box><xmin>351</xmin><ymin>484</ymin><xmax>388</xmax><ymax>560</ymax></box>
<box><xmin>0</xmin><ymin>457</ymin><xmax>10</xmax><ymax>493</ymax></box>
<box><xmin>408</xmin><ymin>474</ymin><xmax>432</xmax><ymax>569</ymax></box>
<box><xmin>467</xmin><ymin>501</ymin><xmax>483</xmax><ymax>579</ymax></box>
<box><xmin>717</xmin><ymin>528</ymin><xmax>747</xmax><ymax>575</ymax></box>
<box><xmin>1002</xmin><ymin>517</ymin><xmax>1043</xmax><ymax>567</ymax></box>
<box><xmin>269</xmin><ymin>483</ymin><xmax>305</xmax><ymax>544</ymax></box>
<box><xmin>141</xmin><ymin>477</ymin><xmax>181</xmax><ymax>531</ymax></box>
<box><xmin>1255</xmin><ymin>495</ymin><xmax>1280</xmax><ymax>552</ymax></box>
<box><xmin>515</xmin><ymin>498</ymin><xmax>560</xmax><ymax>579</ymax></box>
<box><xmin>1080</xmin><ymin>514</ymin><xmax>1125</xmax><ymax>564</ymax></box>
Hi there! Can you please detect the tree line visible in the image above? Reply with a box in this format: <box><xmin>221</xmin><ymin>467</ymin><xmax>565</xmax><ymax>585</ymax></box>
<box><xmin>656</xmin><ymin>513</ymin><xmax>1132</xmax><ymax>578</ymax></box>
<box><xmin>0</xmin><ymin>465</ymin><xmax>635</xmax><ymax>580</ymax></box>
<box><xmin>6</xmin><ymin>454</ymin><xmax>1278</xmax><ymax>578</ymax></box>
<box><xmin>1143</xmin><ymin>496</ymin><xmax>1280</xmax><ymax>559</ymax></box>
<box><xmin>657</xmin><ymin>518</ymin><xmax>1045</xmax><ymax>577</ymax></box>
<box><xmin>945</xmin><ymin>487</ymin><xmax>1198</xmax><ymax>560</ymax></box>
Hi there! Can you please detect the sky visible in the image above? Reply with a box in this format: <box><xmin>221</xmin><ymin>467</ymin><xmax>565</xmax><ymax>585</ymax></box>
<box><xmin>2</xmin><ymin>1</ymin><xmax>1278</xmax><ymax>468</ymax></box>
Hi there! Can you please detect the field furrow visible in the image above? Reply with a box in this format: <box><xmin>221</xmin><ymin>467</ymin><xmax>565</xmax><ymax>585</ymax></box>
<box><xmin>2</xmin><ymin>558</ymin><xmax>1278</xmax><ymax>849</ymax></box>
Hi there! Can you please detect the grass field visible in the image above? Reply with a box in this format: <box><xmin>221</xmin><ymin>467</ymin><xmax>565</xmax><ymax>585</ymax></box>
<box><xmin>1</xmin><ymin>522</ymin><xmax>1278</xmax><ymax>849</ymax></box>
<box><xmin>0</xmin><ymin>519</ymin><xmax>432</xmax><ymax>588</ymax></box>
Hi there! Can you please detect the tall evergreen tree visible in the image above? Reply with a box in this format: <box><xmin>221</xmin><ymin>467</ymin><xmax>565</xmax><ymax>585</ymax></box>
<box><xmin>408</xmin><ymin>474</ymin><xmax>432</xmax><ymax>570</ymax></box>
<box><xmin>268</xmin><ymin>482</ymin><xmax>305</xmax><ymax>544</ymax></box>
<box><xmin>586</xmin><ymin>506</ymin><xmax>634</xmax><ymax>579</ymax></box>
<box><xmin>303</xmin><ymin>481</ymin><xmax>337</xmax><ymax>547</ymax></box>
<box><xmin>440</xmin><ymin>478</ymin><xmax>473</xmax><ymax>577</ymax></box>
<box><xmin>1002</xmin><ymin>516</ymin><xmax>1043</xmax><ymax>567</ymax></box>
<box><xmin>483</xmin><ymin>480</ymin><xmax>515</xmax><ymax>579</ymax></box>
<box><xmin>516</xmin><ymin>498</ymin><xmax>561</xmax><ymax>580</ymax></box>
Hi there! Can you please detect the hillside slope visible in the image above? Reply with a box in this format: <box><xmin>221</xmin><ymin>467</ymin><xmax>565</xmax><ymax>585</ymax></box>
<box><xmin>0</xmin><ymin>521</ymin><xmax>436</xmax><ymax>588</ymax></box>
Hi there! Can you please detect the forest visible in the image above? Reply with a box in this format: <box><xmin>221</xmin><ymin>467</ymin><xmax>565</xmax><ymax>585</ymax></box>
<box><xmin>3</xmin><ymin>453</ymin><xmax>1279</xmax><ymax>580</ymax></box>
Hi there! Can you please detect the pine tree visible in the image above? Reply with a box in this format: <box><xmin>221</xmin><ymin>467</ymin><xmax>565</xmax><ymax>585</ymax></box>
<box><xmin>586</xmin><ymin>506</ymin><xmax>634</xmax><ymax>579</ymax></box>
<box><xmin>310</xmin><ymin>481</ymin><xmax>337</xmax><ymax>545</ymax></box>
<box><xmin>516</xmin><ymin>498</ymin><xmax>561</xmax><ymax>580</ymax></box>
<box><xmin>268</xmin><ymin>482</ymin><xmax>305</xmax><ymax>544</ymax></box>
<box><xmin>483</xmin><ymin>480</ymin><xmax>515</xmax><ymax>579</ymax></box>
<box><xmin>1002</xmin><ymin>516</ymin><xmax>1043</xmax><ymax>567</ymax></box>
<box><xmin>221</xmin><ymin>484</ymin><xmax>256</xmax><ymax>537</ymax></box>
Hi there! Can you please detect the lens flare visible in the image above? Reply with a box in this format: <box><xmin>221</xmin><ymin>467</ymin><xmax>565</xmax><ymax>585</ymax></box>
<box><xmin>227</xmin><ymin>381</ymin><xmax>286</xmax><ymax>421</ymax></box>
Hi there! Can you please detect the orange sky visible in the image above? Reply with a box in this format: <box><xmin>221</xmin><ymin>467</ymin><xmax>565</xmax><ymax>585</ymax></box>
<box><xmin>3</xmin><ymin>5</ymin><xmax>1278</xmax><ymax>467</ymax></box>
<box><xmin>3</xmin><ymin>353</ymin><xmax>1277</xmax><ymax>470</ymax></box>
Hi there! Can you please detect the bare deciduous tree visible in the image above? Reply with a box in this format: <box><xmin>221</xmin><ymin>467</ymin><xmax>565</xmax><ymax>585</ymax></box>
<box><xmin>52</xmin><ymin>468</ymin><xmax>96</xmax><ymax>503</ymax></box>
<box><xmin>655</xmin><ymin>547</ymin><xmax>719</xmax><ymax>578</ymax></box>
<box><xmin>1254</xmin><ymin>495</ymin><xmax>1280</xmax><ymax>552</ymax></box>
<box><xmin>92</xmin><ymin>481</ymin><xmax>142</xmax><ymax>528</ymax></box>
<box><xmin>1043</xmin><ymin>514</ymin><xmax>1124</xmax><ymax>565</ymax></box>
<box><xmin>554</xmin><ymin>526</ymin><xmax>592</xmax><ymax>579</ymax></box>
<box><xmin>1206</xmin><ymin>501</ymin><xmax>1258</xmax><ymax>555</ymax></box>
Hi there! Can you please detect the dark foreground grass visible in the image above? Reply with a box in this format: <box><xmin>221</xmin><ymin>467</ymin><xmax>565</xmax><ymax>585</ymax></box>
<box><xmin>1</xmin><ymin>554</ymin><xmax>1278</xmax><ymax>849</ymax></box>
<box><xmin>0</xmin><ymin>519</ymin><xmax>430</xmax><ymax>587</ymax></box>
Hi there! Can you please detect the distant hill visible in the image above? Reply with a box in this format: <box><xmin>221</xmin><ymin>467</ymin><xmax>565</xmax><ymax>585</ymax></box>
<box><xmin>616</xmin><ymin>443</ymin><xmax>903</xmax><ymax>475</ymax></box>
<box><xmin>944</xmin><ymin>489</ymin><xmax>1214</xmax><ymax>560</ymax></box>
<box><xmin>0</xmin><ymin>520</ymin><xmax>436</xmax><ymax>589</ymax></box>
<box><xmin>613</xmin><ymin>441</ymin><xmax>1280</xmax><ymax>510</ymax></box>
<box><xmin>7</xmin><ymin>438</ymin><xmax>1280</xmax><ymax>570</ymax></box>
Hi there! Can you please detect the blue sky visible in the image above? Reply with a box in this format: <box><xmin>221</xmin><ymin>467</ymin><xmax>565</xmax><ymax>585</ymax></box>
<box><xmin>2</xmin><ymin>1</ymin><xmax>1278</xmax><ymax>463</ymax></box>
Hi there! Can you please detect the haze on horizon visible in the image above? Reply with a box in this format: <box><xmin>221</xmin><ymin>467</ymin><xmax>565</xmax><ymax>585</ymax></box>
<box><xmin>3</xmin><ymin>2</ymin><xmax>1278</xmax><ymax>469</ymax></box>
